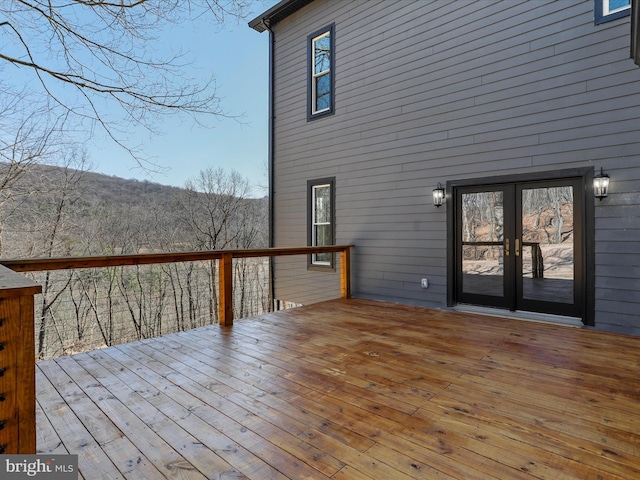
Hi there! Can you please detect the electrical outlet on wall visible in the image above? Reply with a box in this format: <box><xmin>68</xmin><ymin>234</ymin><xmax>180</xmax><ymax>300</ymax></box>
<box><xmin>421</xmin><ymin>278</ymin><xmax>429</xmax><ymax>288</ymax></box>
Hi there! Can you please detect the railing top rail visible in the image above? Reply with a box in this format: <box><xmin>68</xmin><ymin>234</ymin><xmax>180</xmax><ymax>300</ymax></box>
<box><xmin>0</xmin><ymin>245</ymin><xmax>354</xmax><ymax>273</ymax></box>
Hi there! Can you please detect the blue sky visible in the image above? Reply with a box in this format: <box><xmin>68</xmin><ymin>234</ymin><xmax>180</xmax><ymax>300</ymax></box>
<box><xmin>87</xmin><ymin>1</ymin><xmax>278</xmax><ymax>197</ymax></box>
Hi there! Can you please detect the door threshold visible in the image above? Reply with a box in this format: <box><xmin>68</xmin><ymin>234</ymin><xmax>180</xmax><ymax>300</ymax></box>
<box><xmin>453</xmin><ymin>304</ymin><xmax>583</xmax><ymax>327</ymax></box>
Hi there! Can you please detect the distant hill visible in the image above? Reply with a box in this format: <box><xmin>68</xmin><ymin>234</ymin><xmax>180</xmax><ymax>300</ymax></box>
<box><xmin>9</xmin><ymin>163</ymin><xmax>266</xmax><ymax>206</ymax></box>
<box><xmin>0</xmin><ymin>162</ymin><xmax>268</xmax><ymax>258</ymax></box>
<box><xmin>28</xmin><ymin>164</ymin><xmax>188</xmax><ymax>206</ymax></box>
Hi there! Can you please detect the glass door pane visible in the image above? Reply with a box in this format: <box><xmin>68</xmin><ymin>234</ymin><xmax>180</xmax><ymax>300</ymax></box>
<box><xmin>520</xmin><ymin>185</ymin><xmax>574</xmax><ymax>304</ymax></box>
<box><xmin>461</xmin><ymin>191</ymin><xmax>505</xmax><ymax>297</ymax></box>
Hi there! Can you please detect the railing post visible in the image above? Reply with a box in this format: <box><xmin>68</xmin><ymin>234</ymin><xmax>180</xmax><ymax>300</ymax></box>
<box><xmin>0</xmin><ymin>266</ymin><xmax>42</xmax><ymax>454</ymax></box>
<box><xmin>218</xmin><ymin>252</ymin><xmax>234</xmax><ymax>326</ymax></box>
<box><xmin>340</xmin><ymin>247</ymin><xmax>351</xmax><ymax>299</ymax></box>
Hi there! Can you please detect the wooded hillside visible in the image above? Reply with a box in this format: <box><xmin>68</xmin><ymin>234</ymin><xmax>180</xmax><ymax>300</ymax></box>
<box><xmin>0</xmin><ymin>163</ymin><xmax>268</xmax><ymax>258</ymax></box>
<box><xmin>0</xmin><ymin>162</ymin><xmax>270</xmax><ymax>360</ymax></box>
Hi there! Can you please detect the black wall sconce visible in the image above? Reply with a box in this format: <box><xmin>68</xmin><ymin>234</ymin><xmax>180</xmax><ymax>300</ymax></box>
<box><xmin>593</xmin><ymin>167</ymin><xmax>610</xmax><ymax>201</ymax></box>
<box><xmin>433</xmin><ymin>182</ymin><xmax>445</xmax><ymax>207</ymax></box>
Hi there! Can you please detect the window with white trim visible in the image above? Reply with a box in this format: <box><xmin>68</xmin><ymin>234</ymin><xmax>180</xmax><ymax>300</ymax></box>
<box><xmin>308</xmin><ymin>24</ymin><xmax>334</xmax><ymax>120</ymax></box>
<box><xmin>595</xmin><ymin>0</ymin><xmax>631</xmax><ymax>24</ymax></box>
<box><xmin>308</xmin><ymin>178</ymin><xmax>335</xmax><ymax>267</ymax></box>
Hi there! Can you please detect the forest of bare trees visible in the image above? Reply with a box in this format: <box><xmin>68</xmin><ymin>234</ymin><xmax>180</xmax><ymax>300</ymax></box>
<box><xmin>0</xmin><ymin>161</ymin><xmax>269</xmax><ymax>360</ymax></box>
<box><xmin>1</xmin><ymin>1</ymin><xmax>279</xmax><ymax>360</ymax></box>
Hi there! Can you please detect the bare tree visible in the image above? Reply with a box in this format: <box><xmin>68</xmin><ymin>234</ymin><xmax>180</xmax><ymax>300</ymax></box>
<box><xmin>180</xmin><ymin>167</ymin><xmax>252</xmax><ymax>250</ymax></box>
<box><xmin>0</xmin><ymin>0</ymin><xmax>250</xmax><ymax>164</ymax></box>
<box><xmin>0</xmin><ymin>82</ymin><xmax>79</xmax><ymax>253</ymax></box>
<box><xmin>0</xmin><ymin>94</ymin><xmax>68</xmax><ymax>185</ymax></box>
<box><xmin>177</xmin><ymin>167</ymin><xmax>254</xmax><ymax>319</ymax></box>
<box><xmin>15</xmin><ymin>152</ymin><xmax>90</xmax><ymax>358</ymax></box>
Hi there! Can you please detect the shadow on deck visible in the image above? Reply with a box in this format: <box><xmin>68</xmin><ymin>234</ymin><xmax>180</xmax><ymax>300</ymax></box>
<box><xmin>36</xmin><ymin>298</ymin><xmax>640</xmax><ymax>479</ymax></box>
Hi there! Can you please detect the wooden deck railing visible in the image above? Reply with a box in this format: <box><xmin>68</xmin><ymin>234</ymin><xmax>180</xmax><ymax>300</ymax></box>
<box><xmin>0</xmin><ymin>245</ymin><xmax>352</xmax><ymax>454</ymax></box>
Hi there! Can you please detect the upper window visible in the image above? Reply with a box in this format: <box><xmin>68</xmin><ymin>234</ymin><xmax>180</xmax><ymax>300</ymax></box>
<box><xmin>308</xmin><ymin>178</ymin><xmax>335</xmax><ymax>267</ymax></box>
<box><xmin>307</xmin><ymin>24</ymin><xmax>335</xmax><ymax>120</ymax></box>
<box><xmin>595</xmin><ymin>0</ymin><xmax>631</xmax><ymax>24</ymax></box>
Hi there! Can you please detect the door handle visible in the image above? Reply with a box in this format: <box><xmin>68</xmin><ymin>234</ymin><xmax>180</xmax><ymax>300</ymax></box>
<box><xmin>515</xmin><ymin>238</ymin><xmax>520</xmax><ymax>257</ymax></box>
<box><xmin>505</xmin><ymin>238</ymin><xmax>509</xmax><ymax>257</ymax></box>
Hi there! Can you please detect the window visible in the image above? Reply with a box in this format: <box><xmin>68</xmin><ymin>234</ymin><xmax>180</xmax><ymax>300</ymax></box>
<box><xmin>307</xmin><ymin>24</ymin><xmax>335</xmax><ymax>120</ymax></box>
<box><xmin>595</xmin><ymin>0</ymin><xmax>631</xmax><ymax>24</ymax></box>
<box><xmin>308</xmin><ymin>178</ymin><xmax>335</xmax><ymax>267</ymax></box>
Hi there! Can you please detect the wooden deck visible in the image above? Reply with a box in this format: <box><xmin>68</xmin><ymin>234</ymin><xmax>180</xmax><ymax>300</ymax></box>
<box><xmin>36</xmin><ymin>298</ymin><xmax>640</xmax><ymax>479</ymax></box>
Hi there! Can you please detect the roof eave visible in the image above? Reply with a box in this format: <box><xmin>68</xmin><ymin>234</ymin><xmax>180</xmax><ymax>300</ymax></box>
<box><xmin>248</xmin><ymin>0</ymin><xmax>316</xmax><ymax>32</ymax></box>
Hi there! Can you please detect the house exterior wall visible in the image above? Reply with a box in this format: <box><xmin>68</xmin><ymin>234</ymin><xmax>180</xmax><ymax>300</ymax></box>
<box><xmin>267</xmin><ymin>0</ymin><xmax>640</xmax><ymax>334</ymax></box>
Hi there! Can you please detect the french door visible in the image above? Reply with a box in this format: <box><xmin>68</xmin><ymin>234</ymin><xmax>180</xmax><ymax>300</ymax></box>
<box><xmin>454</xmin><ymin>178</ymin><xmax>584</xmax><ymax>319</ymax></box>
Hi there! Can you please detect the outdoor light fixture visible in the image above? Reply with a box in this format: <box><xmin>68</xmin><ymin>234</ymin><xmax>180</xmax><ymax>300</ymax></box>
<box><xmin>433</xmin><ymin>182</ymin><xmax>445</xmax><ymax>207</ymax></box>
<box><xmin>593</xmin><ymin>167</ymin><xmax>610</xmax><ymax>201</ymax></box>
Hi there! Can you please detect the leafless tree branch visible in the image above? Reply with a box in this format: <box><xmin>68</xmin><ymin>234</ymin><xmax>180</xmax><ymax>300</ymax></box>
<box><xmin>1</xmin><ymin>0</ymin><xmax>251</xmax><ymax>167</ymax></box>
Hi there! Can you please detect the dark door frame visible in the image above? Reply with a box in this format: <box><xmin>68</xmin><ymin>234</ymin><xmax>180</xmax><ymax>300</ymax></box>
<box><xmin>446</xmin><ymin>167</ymin><xmax>595</xmax><ymax>326</ymax></box>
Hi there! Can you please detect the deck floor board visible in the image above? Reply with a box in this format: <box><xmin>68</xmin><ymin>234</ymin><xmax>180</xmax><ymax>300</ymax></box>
<box><xmin>36</xmin><ymin>299</ymin><xmax>640</xmax><ymax>479</ymax></box>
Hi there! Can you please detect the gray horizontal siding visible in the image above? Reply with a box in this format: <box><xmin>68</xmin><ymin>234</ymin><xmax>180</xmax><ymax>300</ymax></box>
<box><xmin>272</xmin><ymin>256</ymin><xmax>341</xmax><ymax>305</ymax></box>
<box><xmin>270</xmin><ymin>0</ymin><xmax>640</xmax><ymax>332</ymax></box>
